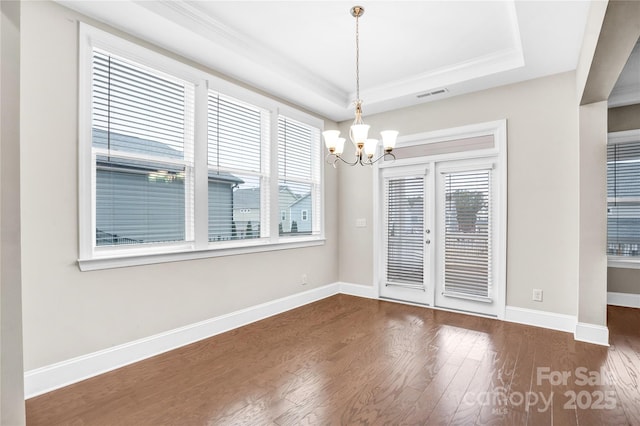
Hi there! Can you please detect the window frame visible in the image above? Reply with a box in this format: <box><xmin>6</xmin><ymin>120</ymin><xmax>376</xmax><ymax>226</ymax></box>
<box><xmin>607</xmin><ymin>129</ymin><xmax>640</xmax><ymax>270</ymax></box>
<box><xmin>78</xmin><ymin>24</ymin><xmax>324</xmax><ymax>271</ymax></box>
<box><xmin>277</xmin><ymin>113</ymin><xmax>323</xmax><ymax>238</ymax></box>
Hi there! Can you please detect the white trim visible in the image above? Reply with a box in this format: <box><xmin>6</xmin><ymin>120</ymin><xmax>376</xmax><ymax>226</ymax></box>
<box><xmin>25</xmin><ymin>286</ymin><xmax>614</xmax><ymax>398</ymax></box>
<box><xmin>338</xmin><ymin>282</ymin><xmax>377</xmax><ymax>299</ymax></box>
<box><xmin>608</xmin><ymin>257</ymin><xmax>640</xmax><ymax>269</ymax></box>
<box><xmin>78</xmin><ymin>238</ymin><xmax>325</xmax><ymax>271</ymax></box>
<box><xmin>575</xmin><ymin>322</ymin><xmax>610</xmax><ymax>346</ymax></box>
<box><xmin>607</xmin><ymin>291</ymin><xmax>640</xmax><ymax>308</ymax></box>
<box><xmin>24</xmin><ymin>283</ymin><xmax>340</xmax><ymax>398</ymax></box>
<box><xmin>607</xmin><ymin>129</ymin><xmax>640</xmax><ymax>145</ymax></box>
<box><xmin>504</xmin><ymin>306</ymin><xmax>577</xmax><ymax>333</ymax></box>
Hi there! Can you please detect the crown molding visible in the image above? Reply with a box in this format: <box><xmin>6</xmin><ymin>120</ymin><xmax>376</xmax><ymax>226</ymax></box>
<box><xmin>136</xmin><ymin>1</ymin><xmax>347</xmax><ymax>100</ymax></box>
<box><xmin>357</xmin><ymin>47</ymin><xmax>525</xmax><ymax>108</ymax></box>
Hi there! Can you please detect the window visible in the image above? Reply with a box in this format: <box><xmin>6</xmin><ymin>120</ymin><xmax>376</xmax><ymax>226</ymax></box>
<box><xmin>384</xmin><ymin>175</ymin><xmax>425</xmax><ymax>289</ymax></box>
<box><xmin>208</xmin><ymin>93</ymin><xmax>269</xmax><ymax>242</ymax></box>
<box><xmin>278</xmin><ymin>116</ymin><xmax>321</xmax><ymax>236</ymax></box>
<box><xmin>79</xmin><ymin>24</ymin><xmax>323</xmax><ymax>270</ymax></box>
<box><xmin>92</xmin><ymin>50</ymin><xmax>195</xmax><ymax>247</ymax></box>
<box><xmin>607</xmin><ymin>132</ymin><xmax>640</xmax><ymax>260</ymax></box>
<box><xmin>443</xmin><ymin>169</ymin><xmax>491</xmax><ymax>298</ymax></box>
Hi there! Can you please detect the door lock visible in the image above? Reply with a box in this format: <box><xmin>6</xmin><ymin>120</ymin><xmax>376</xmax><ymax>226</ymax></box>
<box><xmin>425</xmin><ymin>239</ymin><xmax>431</xmax><ymax>244</ymax></box>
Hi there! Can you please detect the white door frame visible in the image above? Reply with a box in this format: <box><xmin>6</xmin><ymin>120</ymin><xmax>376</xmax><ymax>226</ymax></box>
<box><xmin>373</xmin><ymin>119</ymin><xmax>507</xmax><ymax>319</ymax></box>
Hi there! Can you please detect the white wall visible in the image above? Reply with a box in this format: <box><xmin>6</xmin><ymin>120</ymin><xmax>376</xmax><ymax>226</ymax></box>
<box><xmin>1</xmin><ymin>0</ymin><xmax>25</xmax><ymax>422</ymax></box>
<box><xmin>20</xmin><ymin>1</ymin><xmax>339</xmax><ymax>371</ymax></box>
<box><xmin>338</xmin><ymin>71</ymin><xmax>580</xmax><ymax>316</ymax></box>
<box><xmin>578</xmin><ymin>101</ymin><xmax>608</xmax><ymax>326</ymax></box>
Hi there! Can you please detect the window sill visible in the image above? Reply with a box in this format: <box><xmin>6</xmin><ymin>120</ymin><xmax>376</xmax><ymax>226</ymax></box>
<box><xmin>78</xmin><ymin>237</ymin><xmax>326</xmax><ymax>271</ymax></box>
<box><xmin>608</xmin><ymin>256</ymin><xmax>640</xmax><ymax>270</ymax></box>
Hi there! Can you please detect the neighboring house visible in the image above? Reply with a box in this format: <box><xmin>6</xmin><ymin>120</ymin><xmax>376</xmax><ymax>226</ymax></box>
<box><xmin>278</xmin><ymin>185</ymin><xmax>300</xmax><ymax>233</ymax></box>
<box><xmin>208</xmin><ymin>172</ymin><xmax>244</xmax><ymax>241</ymax></box>
<box><xmin>232</xmin><ymin>187</ymin><xmax>260</xmax><ymax>238</ymax></box>
<box><xmin>93</xmin><ymin>129</ymin><xmax>242</xmax><ymax>244</ymax></box>
<box><xmin>233</xmin><ymin>185</ymin><xmax>311</xmax><ymax>235</ymax></box>
<box><xmin>289</xmin><ymin>193</ymin><xmax>311</xmax><ymax>234</ymax></box>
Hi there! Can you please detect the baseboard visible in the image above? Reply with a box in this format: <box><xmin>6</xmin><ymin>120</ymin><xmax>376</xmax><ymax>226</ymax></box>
<box><xmin>25</xmin><ymin>283</ymin><xmax>615</xmax><ymax>398</ymax></box>
<box><xmin>24</xmin><ymin>283</ymin><xmax>340</xmax><ymax>399</ymax></box>
<box><xmin>338</xmin><ymin>282</ymin><xmax>377</xmax><ymax>299</ymax></box>
<box><xmin>607</xmin><ymin>291</ymin><xmax>640</xmax><ymax>308</ymax></box>
<box><xmin>575</xmin><ymin>322</ymin><xmax>610</xmax><ymax>346</ymax></box>
<box><xmin>504</xmin><ymin>306</ymin><xmax>577</xmax><ymax>333</ymax></box>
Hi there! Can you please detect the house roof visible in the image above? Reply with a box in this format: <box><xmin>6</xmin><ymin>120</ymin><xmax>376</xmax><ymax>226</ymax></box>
<box><xmin>93</xmin><ymin>128</ymin><xmax>243</xmax><ymax>185</ymax></box>
<box><xmin>290</xmin><ymin>193</ymin><xmax>310</xmax><ymax>208</ymax></box>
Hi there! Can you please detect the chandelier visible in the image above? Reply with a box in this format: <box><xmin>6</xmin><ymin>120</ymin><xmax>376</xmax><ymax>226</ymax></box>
<box><xmin>322</xmin><ymin>6</ymin><xmax>398</xmax><ymax>167</ymax></box>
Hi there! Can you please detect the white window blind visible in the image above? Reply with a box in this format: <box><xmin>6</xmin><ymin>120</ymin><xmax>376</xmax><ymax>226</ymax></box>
<box><xmin>80</xmin><ymin>24</ymin><xmax>325</xmax><ymax>268</ymax></box>
<box><xmin>277</xmin><ymin>116</ymin><xmax>321</xmax><ymax>236</ymax></box>
<box><xmin>208</xmin><ymin>93</ymin><xmax>269</xmax><ymax>242</ymax></box>
<box><xmin>92</xmin><ymin>49</ymin><xmax>195</xmax><ymax>246</ymax></box>
<box><xmin>443</xmin><ymin>170</ymin><xmax>492</xmax><ymax>298</ymax></box>
<box><xmin>607</xmin><ymin>141</ymin><xmax>640</xmax><ymax>256</ymax></box>
<box><xmin>384</xmin><ymin>176</ymin><xmax>424</xmax><ymax>288</ymax></box>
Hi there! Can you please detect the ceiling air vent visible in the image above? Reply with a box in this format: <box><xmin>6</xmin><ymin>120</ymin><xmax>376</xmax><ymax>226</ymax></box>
<box><xmin>416</xmin><ymin>88</ymin><xmax>449</xmax><ymax>99</ymax></box>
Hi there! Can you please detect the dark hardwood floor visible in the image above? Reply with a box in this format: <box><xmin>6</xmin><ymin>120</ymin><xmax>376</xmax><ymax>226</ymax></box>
<box><xmin>26</xmin><ymin>295</ymin><xmax>640</xmax><ymax>425</ymax></box>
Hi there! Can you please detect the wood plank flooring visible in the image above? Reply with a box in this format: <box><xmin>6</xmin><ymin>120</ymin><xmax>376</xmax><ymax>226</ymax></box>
<box><xmin>26</xmin><ymin>295</ymin><xmax>640</xmax><ymax>425</ymax></box>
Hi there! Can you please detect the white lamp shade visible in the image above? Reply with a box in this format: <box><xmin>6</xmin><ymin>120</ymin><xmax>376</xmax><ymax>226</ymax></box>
<box><xmin>380</xmin><ymin>130</ymin><xmax>399</xmax><ymax>150</ymax></box>
<box><xmin>322</xmin><ymin>130</ymin><xmax>340</xmax><ymax>150</ymax></box>
<box><xmin>350</xmin><ymin>124</ymin><xmax>370</xmax><ymax>146</ymax></box>
<box><xmin>364</xmin><ymin>139</ymin><xmax>378</xmax><ymax>157</ymax></box>
<box><xmin>335</xmin><ymin>137</ymin><xmax>346</xmax><ymax>155</ymax></box>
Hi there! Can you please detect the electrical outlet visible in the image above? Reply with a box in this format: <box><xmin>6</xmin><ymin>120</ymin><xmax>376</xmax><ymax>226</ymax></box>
<box><xmin>532</xmin><ymin>289</ymin><xmax>543</xmax><ymax>302</ymax></box>
<box><xmin>301</xmin><ymin>274</ymin><xmax>308</xmax><ymax>285</ymax></box>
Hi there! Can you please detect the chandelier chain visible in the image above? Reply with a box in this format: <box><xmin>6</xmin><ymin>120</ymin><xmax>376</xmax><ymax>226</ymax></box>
<box><xmin>355</xmin><ymin>10</ymin><xmax>360</xmax><ymax>102</ymax></box>
<box><xmin>321</xmin><ymin>5</ymin><xmax>397</xmax><ymax>167</ymax></box>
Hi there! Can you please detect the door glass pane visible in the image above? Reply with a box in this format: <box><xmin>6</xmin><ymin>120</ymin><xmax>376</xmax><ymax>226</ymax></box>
<box><xmin>385</xmin><ymin>176</ymin><xmax>424</xmax><ymax>287</ymax></box>
<box><xmin>443</xmin><ymin>170</ymin><xmax>491</xmax><ymax>297</ymax></box>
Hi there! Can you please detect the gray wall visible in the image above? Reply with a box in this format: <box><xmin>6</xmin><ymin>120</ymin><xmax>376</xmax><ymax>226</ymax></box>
<box><xmin>1</xmin><ymin>0</ymin><xmax>25</xmax><ymax>422</ymax></box>
<box><xmin>20</xmin><ymin>1</ymin><xmax>339</xmax><ymax>371</ymax></box>
<box><xmin>609</xmin><ymin>104</ymin><xmax>640</xmax><ymax>132</ymax></box>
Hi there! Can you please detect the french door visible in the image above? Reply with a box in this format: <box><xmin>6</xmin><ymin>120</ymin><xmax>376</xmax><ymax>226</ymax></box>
<box><xmin>379</xmin><ymin>160</ymin><xmax>502</xmax><ymax>317</ymax></box>
<box><xmin>379</xmin><ymin>166</ymin><xmax>432</xmax><ymax>305</ymax></box>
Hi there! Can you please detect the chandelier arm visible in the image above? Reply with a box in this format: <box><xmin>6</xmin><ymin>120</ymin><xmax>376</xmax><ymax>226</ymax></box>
<box><xmin>325</xmin><ymin>153</ymin><xmax>360</xmax><ymax>167</ymax></box>
<box><xmin>362</xmin><ymin>151</ymin><xmax>397</xmax><ymax>166</ymax></box>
